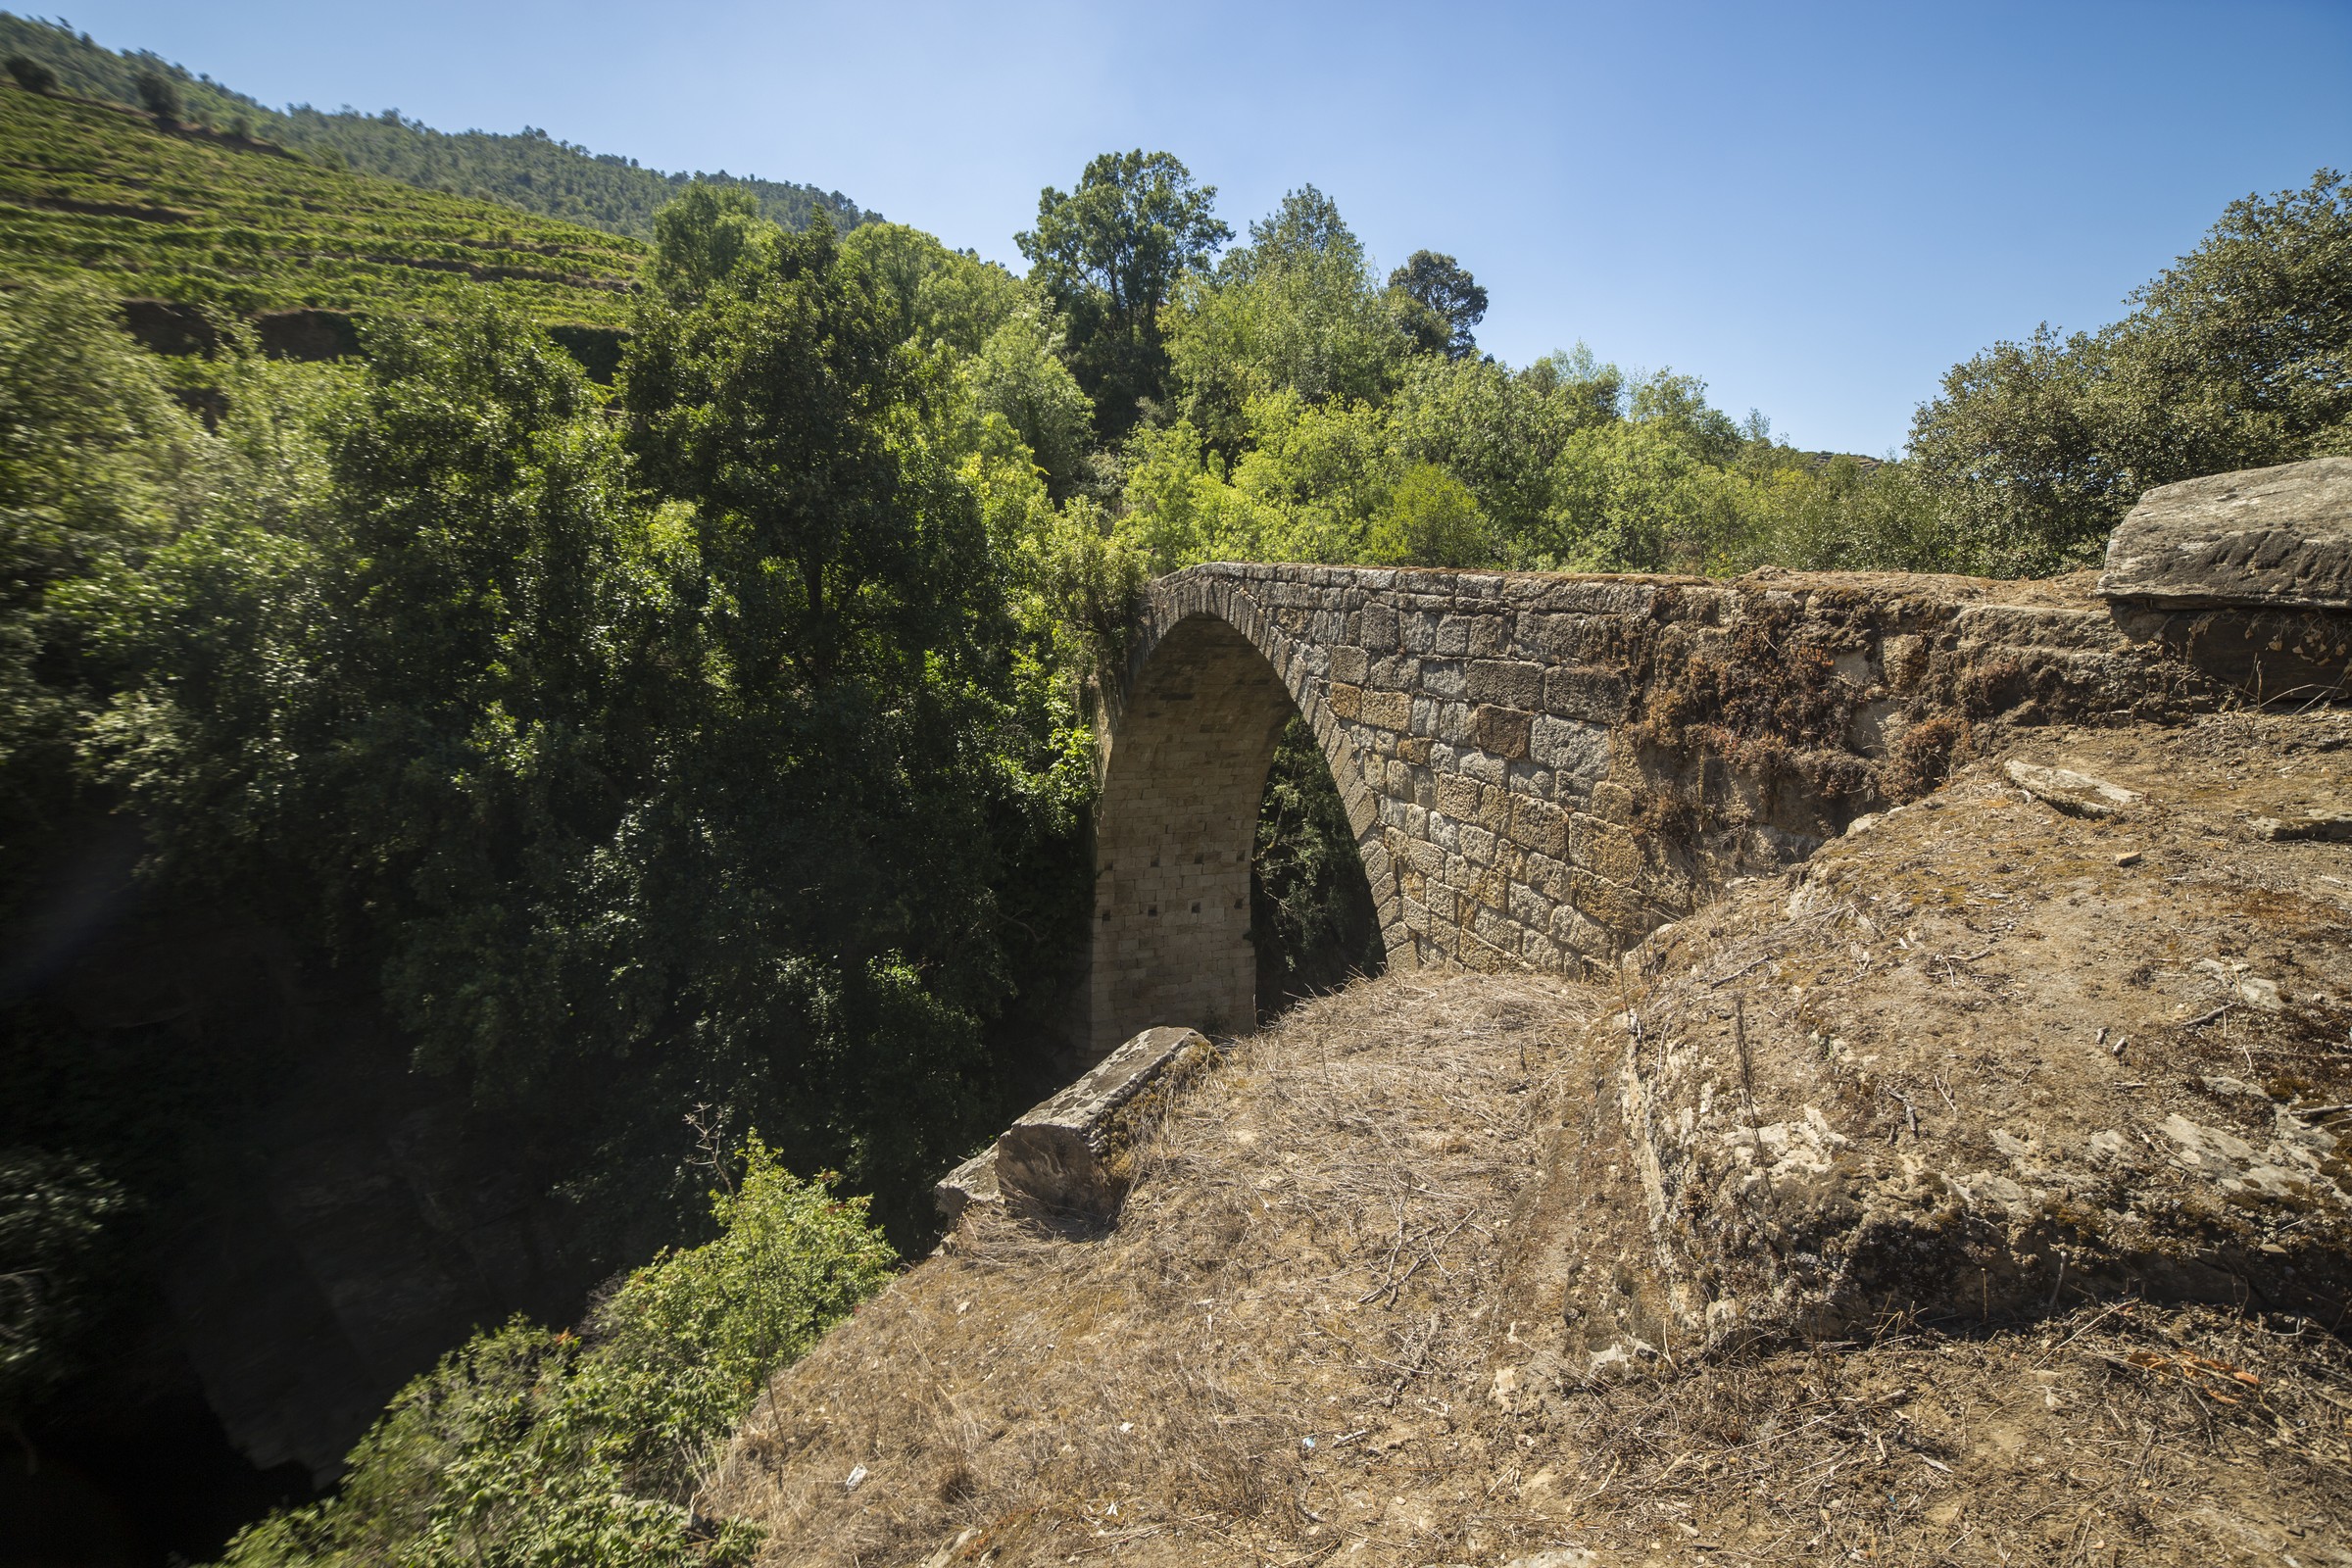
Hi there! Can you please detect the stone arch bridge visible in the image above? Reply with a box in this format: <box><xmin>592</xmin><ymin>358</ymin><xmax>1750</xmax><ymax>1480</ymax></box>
<box><xmin>1085</xmin><ymin>552</ymin><xmax>2348</xmax><ymax>1054</ymax></box>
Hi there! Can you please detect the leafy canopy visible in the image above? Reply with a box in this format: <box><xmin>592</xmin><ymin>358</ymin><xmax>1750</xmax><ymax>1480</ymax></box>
<box><xmin>1908</xmin><ymin>168</ymin><xmax>2352</xmax><ymax>573</ymax></box>
<box><xmin>1017</xmin><ymin>149</ymin><xmax>1231</xmax><ymax>438</ymax></box>
<box><xmin>217</xmin><ymin>1146</ymin><xmax>893</xmax><ymax>1568</ymax></box>
<box><xmin>1388</xmin><ymin>250</ymin><xmax>1488</xmax><ymax>360</ymax></box>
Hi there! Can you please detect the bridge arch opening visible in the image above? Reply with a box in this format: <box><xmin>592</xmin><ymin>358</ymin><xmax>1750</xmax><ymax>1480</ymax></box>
<box><xmin>1250</xmin><ymin>715</ymin><xmax>1387</xmax><ymax>1018</ymax></box>
<box><xmin>1089</xmin><ymin>613</ymin><xmax>1398</xmax><ymax>1054</ymax></box>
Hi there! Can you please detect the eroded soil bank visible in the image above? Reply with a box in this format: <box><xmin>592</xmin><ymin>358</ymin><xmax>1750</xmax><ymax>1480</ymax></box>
<box><xmin>707</xmin><ymin>704</ymin><xmax>2352</xmax><ymax>1567</ymax></box>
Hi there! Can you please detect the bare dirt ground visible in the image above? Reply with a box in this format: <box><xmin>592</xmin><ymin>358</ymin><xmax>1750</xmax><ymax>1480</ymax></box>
<box><xmin>709</xmin><ymin>708</ymin><xmax>2352</xmax><ymax>1567</ymax></box>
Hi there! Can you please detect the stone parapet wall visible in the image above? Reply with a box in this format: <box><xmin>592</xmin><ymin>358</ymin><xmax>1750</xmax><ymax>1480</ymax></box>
<box><xmin>1090</xmin><ymin>562</ymin><xmax>2263</xmax><ymax>1052</ymax></box>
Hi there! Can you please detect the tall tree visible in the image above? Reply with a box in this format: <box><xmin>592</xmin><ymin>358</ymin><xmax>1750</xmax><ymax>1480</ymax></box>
<box><xmin>1909</xmin><ymin>168</ymin><xmax>2352</xmax><ymax>572</ymax></box>
<box><xmin>132</xmin><ymin>68</ymin><xmax>179</xmax><ymax>125</ymax></box>
<box><xmin>625</xmin><ymin>222</ymin><xmax>987</xmax><ymax>692</ymax></box>
<box><xmin>649</xmin><ymin>181</ymin><xmax>773</xmax><ymax>301</ymax></box>
<box><xmin>1016</xmin><ymin>150</ymin><xmax>1230</xmax><ymax>440</ymax></box>
<box><xmin>1388</xmin><ymin>251</ymin><xmax>1488</xmax><ymax>360</ymax></box>
<box><xmin>619</xmin><ymin>223</ymin><xmax>1061</xmax><ymax>1216</ymax></box>
<box><xmin>1162</xmin><ymin>187</ymin><xmax>1411</xmax><ymax>453</ymax></box>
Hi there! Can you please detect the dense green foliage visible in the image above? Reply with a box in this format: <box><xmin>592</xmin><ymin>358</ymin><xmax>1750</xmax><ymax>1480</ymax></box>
<box><xmin>1250</xmin><ymin>717</ymin><xmax>1384</xmax><ymax>1011</ymax></box>
<box><xmin>1388</xmin><ymin>249</ymin><xmax>1487</xmax><ymax>361</ymax></box>
<box><xmin>1907</xmin><ymin>169</ymin><xmax>2352</xmax><ymax>573</ymax></box>
<box><xmin>218</xmin><ymin>1145</ymin><xmax>893</xmax><ymax>1568</ymax></box>
<box><xmin>0</xmin><ymin>282</ymin><xmax>198</xmax><ymax>877</ymax></box>
<box><xmin>1107</xmin><ymin>169</ymin><xmax>2352</xmax><ymax>582</ymax></box>
<box><xmin>0</xmin><ymin>15</ymin><xmax>870</xmax><ymax>239</ymax></box>
<box><xmin>5</xmin><ymin>52</ymin><xmax>55</xmax><ymax>93</ymax></box>
<box><xmin>0</xmin><ymin>81</ymin><xmax>644</xmax><ymax>324</ymax></box>
<box><xmin>0</xmin><ymin>1150</ymin><xmax>128</xmax><ymax>1420</ymax></box>
<box><xmin>77</xmin><ymin>263</ymin><xmax>1084</xmax><ymax>1246</ymax></box>
<box><xmin>0</xmin><ymin>286</ymin><xmax>327</xmax><ymax>1438</ymax></box>
<box><xmin>1018</xmin><ymin>150</ymin><xmax>1231</xmax><ymax>440</ymax></box>
<box><xmin>0</xmin><ymin>206</ymin><xmax>1095</xmax><ymax>1477</ymax></box>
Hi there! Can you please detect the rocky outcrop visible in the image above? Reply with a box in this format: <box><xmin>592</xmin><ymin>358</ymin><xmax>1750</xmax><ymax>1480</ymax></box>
<box><xmin>1521</xmin><ymin>708</ymin><xmax>2352</xmax><ymax>1369</ymax></box>
<box><xmin>2100</xmin><ymin>457</ymin><xmax>2352</xmax><ymax>610</ymax></box>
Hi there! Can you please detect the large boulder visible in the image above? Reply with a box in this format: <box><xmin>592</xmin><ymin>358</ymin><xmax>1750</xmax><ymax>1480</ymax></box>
<box><xmin>2100</xmin><ymin>457</ymin><xmax>2352</xmax><ymax>609</ymax></box>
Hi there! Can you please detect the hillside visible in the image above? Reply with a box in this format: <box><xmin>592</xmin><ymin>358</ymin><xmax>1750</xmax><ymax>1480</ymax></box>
<box><xmin>714</xmin><ymin>712</ymin><xmax>2352</xmax><ymax>1566</ymax></box>
<box><xmin>0</xmin><ymin>13</ymin><xmax>872</xmax><ymax>239</ymax></box>
<box><xmin>0</xmin><ymin>80</ymin><xmax>643</xmax><ymax>327</ymax></box>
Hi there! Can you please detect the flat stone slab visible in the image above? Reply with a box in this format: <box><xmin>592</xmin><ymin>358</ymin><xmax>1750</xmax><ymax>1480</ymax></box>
<box><xmin>995</xmin><ymin>1026</ymin><xmax>1214</xmax><ymax>1219</ymax></box>
<box><xmin>2250</xmin><ymin>809</ymin><xmax>2352</xmax><ymax>843</ymax></box>
<box><xmin>2100</xmin><ymin>457</ymin><xmax>2352</xmax><ymax>610</ymax></box>
<box><xmin>2006</xmin><ymin>759</ymin><xmax>2144</xmax><ymax>818</ymax></box>
<box><xmin>932</xmin><ymin>1026</ymin><xmax>1217</xmax><ymax>1223</ymax></box>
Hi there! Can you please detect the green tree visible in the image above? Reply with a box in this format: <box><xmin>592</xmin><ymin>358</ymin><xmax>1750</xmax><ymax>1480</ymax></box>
<box><xmin>1541</xmin><ymin>416</ymin><xmax>1758</xmax><ymax>573</ymax></box>
<box><xmin>842</xmin><ymin>221</ymin><xmax>1026</xmax><ymax>357</ymax></box>
<box><xmin>85</xmin><ymin>298</ymin><xmax>654</xmax><ymax>1105</ymax></box>
<box><xmin>219</xmin><ymin>1145</ymin><xmax>893</xmax><ymax>1568</ymax></box>
<box><xmin>971</xmin><ymin>305</ymin><xmax>1095</xmax><ymax>498</ymax></box>
<box><xmin>1629</xmin><ymin>368</ymin><xmax>1743</xmax><ymax>466</ymax></box>
<box><xmin>650</xmin><ymin>181</ymin><xmax>775</xmax><ymax>300</ymax></box>
<box><xmin>1163</xmin><ymin>186</ymin><xmax>1412</xmax><ymax>454</ymax></box>
<box><xmin>621</xmin><ymin>222</ymin><xmax>1079</xmax><ymax>1221</ymax></box>
<box><xmin>1366</xmin><ymin>461</ymin><xmax>1493</xmax><ymax>566</ymax></box>
<box><xmin>0</xmin><ymin>1152</ymin><xmax>130</xmax><ymax>1430</ymax></box>
<box><xmin>1387</xmin><ymin>250</ymin><xmax>1488</xmax><ymax>359</ymax></box>
<box><xmin>132</xmin><ymin>67</ymin><xmax>179</xmax><ymax>124</ymax></box>
<box><xmin>1017</xmin><ymin>150</ymin><xmax>1231</xmax><ymax>440</ymax></box>
<box><xmin>1906</xmin><ymin>324</ymin><xmax>2116</xmax><ymax>572</ymax></box>
<box><xmin>1250</xmin><ymin>717</ymin><xmax>1384</xmax><ymax>1009</ymax></box>
<box><xmin>1758</xmin><ymin>456</ymin><xmax>1957</xmax><ymax>572</ymax></box>
<box><xmin>69</xmin><ymin>230</ymin><xmax>1085</xmax><ymax>1252</ymax></box>
<box><xmin>0</xmin><ymin>286</ymin><xmax>201</xmax><ymax>898</ymax></box>
<box><xmin>5</xmin><ymin>55</ymin><xmax>57</xmax><ymax>93</ymax></box>
<box><xmin>625</xmin><ymin>222</ymin><xmax>988</xmax><ymax>691</ymax></box>
<box><xmin>1909</xmin><ymin>168</ymin><xmax>2352</xmax><ymax>573</ymax></box>
<box><xmin>1389</xmin><ymin>347</ymin><xmax>1622</xmax><ymax>563</ymax></box>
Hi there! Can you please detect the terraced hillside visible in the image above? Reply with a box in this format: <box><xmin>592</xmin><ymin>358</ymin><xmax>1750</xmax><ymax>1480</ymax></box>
<box><xmin>0</xmin><ymin>13</ymin><xmax>873</xmax><ymax>240</ymax></box>
<box><xmin>0</xmin><ymin>82</ymin><xmax>644</xmax><ymax>328</ymax></box>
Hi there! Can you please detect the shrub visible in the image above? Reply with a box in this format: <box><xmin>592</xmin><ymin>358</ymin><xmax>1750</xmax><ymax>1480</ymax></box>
<box><xmin>132</xmin><ymin>68</ymin><xmax>180</xmax><ymax>124</ymax></box>
<box><xmin>0</xmin><ymin>1152</ymin><xmax>131</xmax><ymax>1426</ymax></box>
<box><xmin>1366</xmin><ymin>461</ymin><xmax>1492</xmax><ymax>567</ymax></box>
<box><xmin>5</xmin><ymin>55</ymin><xmax>57</xmax><ymax>93</ymax></box>
<box><xmin>215</xmin><ymin>1145</ymin><xmax>894</xmax><ymax>1568</ymax></box>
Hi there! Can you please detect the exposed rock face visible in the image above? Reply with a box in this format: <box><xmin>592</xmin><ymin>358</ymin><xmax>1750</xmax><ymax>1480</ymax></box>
<box><xmin>2100</xmin><ymin>457</ymin><xmax>2352</xmax><ymax>610</ymax></box>
<box><xmin>1518</xmin><ymin>709</ymin><xmax>2352</xmax><ymax>1371</ymax></box>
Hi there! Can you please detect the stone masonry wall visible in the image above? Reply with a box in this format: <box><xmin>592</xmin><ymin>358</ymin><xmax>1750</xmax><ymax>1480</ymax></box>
<box><xmin>1089</xmin><ymin>563</ymin><xmax>2247</xmax><ymax>1054</ymax></box>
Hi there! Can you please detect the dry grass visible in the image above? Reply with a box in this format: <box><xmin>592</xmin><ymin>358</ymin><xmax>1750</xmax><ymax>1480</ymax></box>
<box><xmin>1510</xmin><ymin>1301</ymin><xmax>2352</xmax><ymax>1565</ymax></box>
<box><xmin>707</xmin><ymin>960</ymin><xmax>2352</xmax><ymax>1566</ymax></box>
<box><xmin>709</xmin><ymin>972</ymin><xmax>1596</xmax><ymax>1564</ymax></box>
<box><xmin>705</xmin><ymin>710</ymin><xmax>2352</xmax><ymax>1564</ymax></box>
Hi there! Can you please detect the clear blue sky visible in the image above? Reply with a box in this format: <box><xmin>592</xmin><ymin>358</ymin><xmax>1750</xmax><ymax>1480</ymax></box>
<box><xmin>53</xmin><ymin>0</ymin><xmax>2352</xmax><ymax>454</ymax></box>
